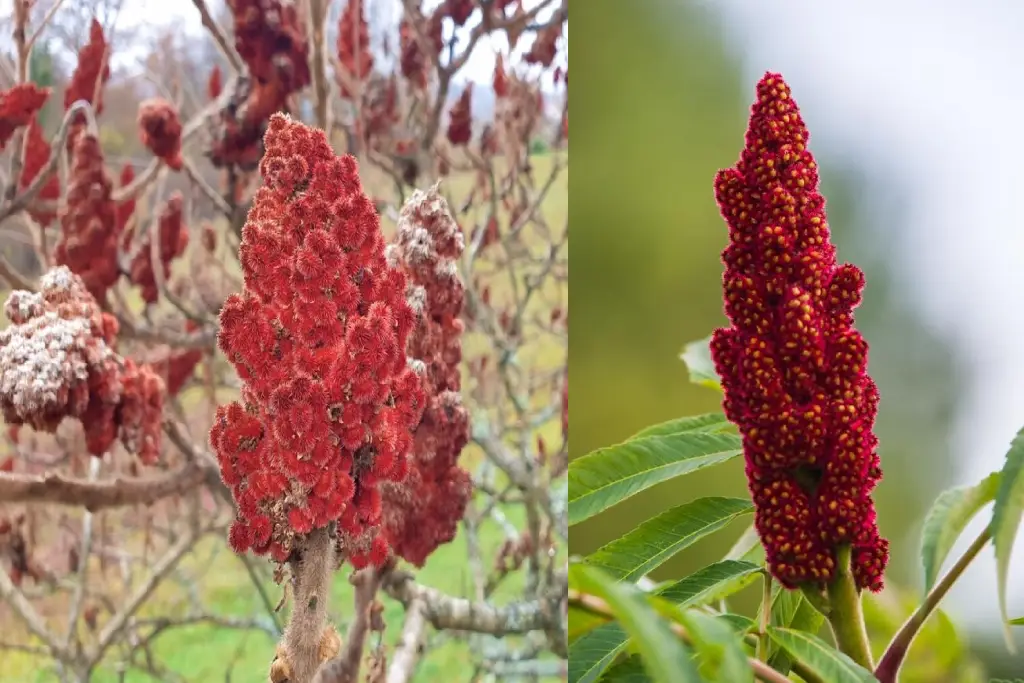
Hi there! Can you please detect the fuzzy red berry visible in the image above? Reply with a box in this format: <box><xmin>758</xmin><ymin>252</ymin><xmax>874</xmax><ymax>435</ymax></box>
<box><xmin>0</xmin><ymin>83</ymin><xmax>49</xmax><ymax>150</ymax></box>
<box><xmin>137</xmin><ymin>98</ymin><xmax>184</xmax><ymax>171</ymax></box>
<box><xmin>212</xmin><ymin>114</ymin><xmax>425</xmax><ymax>564</ymax></box>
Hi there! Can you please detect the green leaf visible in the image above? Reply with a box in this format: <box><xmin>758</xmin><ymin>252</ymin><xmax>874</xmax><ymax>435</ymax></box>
<box><xmin>569</xmin><ymin>561</ymin><xmax>760</xmax><ymax>683</ymax></box>
<box><xmin>759</xmin><ymin>585</ymin><xmax>826</xmax><ymax>674</ymax></box>
<box><xmin>568</xmin><ymin>622</ymin><xmax>629</xmax><ymax>683</ymax></box>
<box><xmin>585</xmin><ymin>497</ymin><xmax>753</xmax><ymax>582</ymax></box>
<box><xmin>630</xmin><ymin>412</ymin><xmax>734</xmax><ymax>439</ymax></box>
<box><xmin>569</xmin><ymin>604</ymin><xmax>609</xmax><ymax>642</ymax></box>
<box><xmin>992</xmin><ymin>426</ymin><xmax>1024</xmax><ymax>652</ymax></box>
<box><xmin>766</xmin><ymin>627</ymin><xmax>877</xmax><ymax>682</ymax></box>
<box><xmin>678</xmin><ymin>610</ymin><xmax>754</xmax><ymax>683</ymax></box>
<box><xmin>1010</xmin><ymin>616</ymin><xmax>1024</xmax><ymax>626</ymax></box>
<box><xmin>602</xmin><ymin>655</ymin><xmax>653</xmax><ymax>683</ymax></box>
<box><xmin>568</xmin><ymin>431</ymin><xmax>743</xmax><ymax>526</ymax></box>
<box><xmin>718</xmin><ymin>613</ymin><xmax>756</xmax><ymax>633</ymax></box>
<box><xmin>920</xmin><ymin>472</ymin><xmax>999</xmax><ymax>592</ymax></box>
<box><xmin>680</xmin><ymin>334</ymin><xmax>722</xmax><ymax>390</ymax></box>
<box><xmin>569</xmin><ymin>564</ymin><xmax>702</xmax><ymax>683</ymax></box>
<box><xmin>658</xmin><ymin>560</ymin><xmax>762</xmax><ymax>607</ymax></box>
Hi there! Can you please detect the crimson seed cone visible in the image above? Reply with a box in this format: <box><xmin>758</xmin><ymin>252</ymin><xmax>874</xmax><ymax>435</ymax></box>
<box><xmin>710</xmin><ymin>72</ymin><xmax>888</xmax><ymax>592</ymax></box>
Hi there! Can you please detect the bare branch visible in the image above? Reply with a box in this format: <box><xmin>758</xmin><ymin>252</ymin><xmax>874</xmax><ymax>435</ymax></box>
<box><xmin>306</xmin><ymin>0</ymin><xmax>331</xmax><ymax>132</ymax></box>
<box><xmin>0</xmin><ymin>564</ymin><xmax>69</xmax><ymax>660</ymax></box>
<box><xmin>86</xmin><ymin>521</ymin><xmax>216</xmax><ymax>668</ymax></box>
<box><xmin>190</xmin><ymin>0</ymin><xmax>243</xmax><ymax>72</ymax></box>
<box><xmin>381</xmin><ymin>569</ymin><xmax>567</xmax><ymax>640</ymax></box>
<box><xmin>0</xmin><ymin>460</ymin><xmax>214</xmax><ymax>510</ymax></box>
<box><xmin>313</xmin><ymin>567</ymin><xmax>383</xmax><ymax>683</ymax></box>
<box><xmin>385</xmin><ymin>598</ymin><xmax>427</xmax><ymax>683</ymax></box>
<box><xmin>0</xmin><ymin>100</ymin><xmax>97</xmax><ymax>223</ymax></box>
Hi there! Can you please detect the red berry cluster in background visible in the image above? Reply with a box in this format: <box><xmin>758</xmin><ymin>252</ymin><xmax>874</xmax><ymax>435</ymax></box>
<box><xmin>137</xmin><ymin>98</ymin><xmax>184</xmax><ymax>171</ymax></box>
<box><xmin>19</xmin><ymin>120</ymin><xmax>60</xmax><ymax>227</ymax></box>
<box><xmin>493</xmin><ymin>54</ymin><xmax>509</xmax><ymax>98</ymax></box>
<box><xmin>54</xmin><ymin>133</ymin><xmax>120</xmax><ymax>303</ymax></box>
<box><xmin>523</xmin><ymin>18</ymin><xmax>563</xmax><ymax>68</ymax></box>
<box><xmin>146</xmin><ymin>345</ymin><xmax>203</xmax><ymax>397</ymax></box>
<box><xmin>63</xmin><ymin>19</ymin><xmax>110</xmax><ymax>150</ymax></box>
<box><xmin>447</xmin><ymin>85</ymin><xmax>473</xmax><ymax>147</ymax></box>
<box><xmin>0</xmin><ymin>83</ymin><xmax>49</xmax><ymax>149</ymax></box>
<box><xmin>709</xmin><ymin>73</ymin><xmax>888</xmax><ymax>592</ymax></box>
<box><xmin>399</xmin><ymin>13</ymin><xmax>443</xmax><ymax>90</ymax></box>
<box><xmin>382</xmin><ymin>185</ymin><xmax>471</xmax><ymax>567</ymax></box>
<box><xmin>359</xmin><ymin>76</ymin><xmax>399</xmax><ymax>144</ymax></box>
<box><xmin>124</xmin><ymin>192</ymin><xmax>190</xmax><ymax>304</ymax></box>
<box><xmin>336</xmin><ymin>0</ymin><xmax>373</xmax><ymax>99</ymax></box>
<box><xmin>211</xmin><ymin>114</ymin><xmax>425</xmax><ymax>568</ymax></box>
<box><xmin>208</xmin><ymin>65</ymin><xmax>223</xmax><ymax>100</ymax></box>
<box><xmin>443</xmin><ymin>0</ymin><xmax>476</xmax><ymax>26</ymax></box>
<box><xmin>210</xmin><ymin>0</ymin><xmax>311</xmax><ymax>167</ymax></box>
<box><xmin>0</xmin><ymin>266</ymin><xmax>165</xmax><ymax>463</ymax></box>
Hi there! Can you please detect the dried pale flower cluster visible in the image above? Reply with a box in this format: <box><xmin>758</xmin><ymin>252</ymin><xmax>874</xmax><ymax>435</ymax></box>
<box><xmin>211</xmin><ymin>114</ymin><xmax>426</xmax><ymax>567</ymax></box>
<box><xmin>710</xmin><ymin>73</ymin><xmax>888</xmax><ymax>592</ymax></box>
<box><xmin>447</xmin><ymin>85</ymin><xmax>473</xmax><ymax>147</ymax></box>
<box><xmin>0</xmin><ymin>83</ymin><xmax>49</xmax><ymax>149</ymax></box>
<box><xmin>137</xmin><ymin>98</ymin><xmax>184</xmax><ymax>171</ymax></box>
<box><xmin>125</xmin><ymin>192</ymin><xmax>190</xmax><ymax>304</ymax></box>
<box><xmin>0</xmin><ymin>267</ymin><xmax>164</xmax><ymax>463</ymax></box>
<box><xmin>335</xmin><ymin>0</ymin><xmax>373</xmax><ymax>99</ymax></box>
<box><xmin>210</xmin><ymin>0</ymin><xmax>310</xmax><ymax>167</ymax></box>
<box><xmin>54</xmin><ymin>133</ymin><xmax>120</xmax><ymax>303</ymax></box>
<box><xmin>382</xmin><ymin>186</ymin><xmax>471</xmax><ymax>566</ymax></box>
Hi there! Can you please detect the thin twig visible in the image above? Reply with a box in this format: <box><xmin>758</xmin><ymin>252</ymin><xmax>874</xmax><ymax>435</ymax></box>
<box><xmin>190</xmin><ymin>0</ymin><xmax>242</xmax><ymax>71</ymax></box>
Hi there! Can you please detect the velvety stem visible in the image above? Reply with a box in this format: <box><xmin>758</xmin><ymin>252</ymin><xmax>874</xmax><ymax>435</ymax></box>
<box><xmin>874</xmin><ymin>527</ymin><xmax>991</xmax><ymax>683</ymax></box>
<box><xmin>825</xmin><ymin>545</ymin><xmax>874</xmax><ymax>670</ymax></box>
<box><xmin>282</xmin><ymin>527</ymin><xmax>336</xmax><ymax>683</ymax></box>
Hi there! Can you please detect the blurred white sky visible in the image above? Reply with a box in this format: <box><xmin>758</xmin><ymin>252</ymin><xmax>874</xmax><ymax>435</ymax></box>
<box><xmin>710</xmin><ymin>0</ymin><xmax>1024</xmax><ymax>637</ymax></box>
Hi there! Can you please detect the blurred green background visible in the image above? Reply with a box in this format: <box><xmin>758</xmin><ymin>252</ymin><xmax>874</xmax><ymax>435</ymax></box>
<box><xmin>569</xmin><ymin>0</ymin><xmax>1023</xmax><ymax>677</ymax></box>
